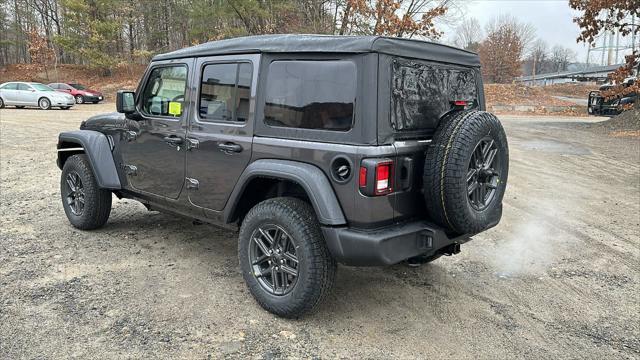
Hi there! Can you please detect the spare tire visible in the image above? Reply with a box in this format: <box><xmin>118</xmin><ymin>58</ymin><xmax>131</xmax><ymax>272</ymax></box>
<box><xmin>424</xmin><ymin>110</ymin><xmax>509</xmax><ymax>234</ymax></box>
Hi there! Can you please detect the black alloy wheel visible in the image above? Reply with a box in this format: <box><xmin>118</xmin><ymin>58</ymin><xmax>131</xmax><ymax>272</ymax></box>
<box><xmin>64</xmin><ymin>171</ymin><xmax>85</xmax><ymax>216</ymax></box>
<box><xmin>249</xmin><ymin>224</ymin><xmax>299</xmax><ymax>296</ymax></box>
<box><xmin>467</xmin><ymin>136</ymin><xmax>500</xmax><ymax>211</ymax></box>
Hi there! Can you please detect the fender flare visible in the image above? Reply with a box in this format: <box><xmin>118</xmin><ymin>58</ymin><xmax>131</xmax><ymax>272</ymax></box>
<box><xmin>224</xmin><ymin>159</ymin><xmax>347</xmax><ymax>226</ymax></box>
<box><xmin>57</xmin><ymin>130</ymin><xmax>121</xmax><ymax>189</ymax></box>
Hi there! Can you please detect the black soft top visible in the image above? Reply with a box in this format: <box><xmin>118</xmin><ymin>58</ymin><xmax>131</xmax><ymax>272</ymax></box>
<box><xmin>153</xmin><ymin>34</ymin><xmax>480</xmax><ymax>67</ymax></box>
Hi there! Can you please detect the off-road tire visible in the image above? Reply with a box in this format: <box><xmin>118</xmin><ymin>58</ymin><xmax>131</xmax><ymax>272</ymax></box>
<box><xmin>75</xmin><ymin>95</ymin><xmax>84</xmax><ymax>104</ymax></box>
<box><xmin>424</xmin><ymin>110</ymin><xmax>509</xmax><ymax>234</ymax></box>
<box><xmin>61</xmin><ymin>154</ymin><xmax>112</xmax><ymax>230</ymax></box>
<box><xmin>38</xmin><ymin>97</ymin><xmax>51</xmax><ymax>110</ymax></box>
<box><xmin>239</xmin><ymin>197</ymin><xmax>337</xmax><ymax>318</ymax></box>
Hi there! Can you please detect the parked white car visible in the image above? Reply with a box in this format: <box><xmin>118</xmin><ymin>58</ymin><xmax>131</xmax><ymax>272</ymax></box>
<box><xmin>0</xmin><ymin>82</ymin><xmax>75</xmax><ymax>110</ymax></box>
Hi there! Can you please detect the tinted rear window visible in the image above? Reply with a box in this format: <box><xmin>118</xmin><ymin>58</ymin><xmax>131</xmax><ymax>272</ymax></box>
<box><xmin>264</xmin><ymin>60</ymin><xmax>356</xmax><ymax>131</ymax></box>
<box><xmin>391</xmin><ymin>58</ymin><xmax>478</xmax><ymax>131</ymax></box>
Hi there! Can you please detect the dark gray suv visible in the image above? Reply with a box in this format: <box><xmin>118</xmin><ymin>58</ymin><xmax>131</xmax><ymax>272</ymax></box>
<box><xmin>56</xmin><ymin>34</ymin><xmax>509</xmax><ymax>317</ymax></box>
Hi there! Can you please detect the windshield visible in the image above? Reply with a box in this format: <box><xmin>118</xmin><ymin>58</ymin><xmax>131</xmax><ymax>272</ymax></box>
<box><xmin>70</xmin><ymin>83</ymin><xmax>86</xmax><ymax>90</ymax></box>
<box><xmin>31</xmin><ymin>84</ymin><xmax>54</xmax><ymax>91</ymax></box>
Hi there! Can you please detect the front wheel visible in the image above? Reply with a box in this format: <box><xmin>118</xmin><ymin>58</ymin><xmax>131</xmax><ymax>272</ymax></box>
<box><xmin>61</xmin><ymin>154</ymin><xmax>112</xmax><ymax>230</ymax></box>
<box><xmin>238</xmin><ymin>197</ymin><xmax>337</xmax><ymax>318</ymax></box>
<box><xmin>75</xmin><ymin>95</ymin><xmax>84</xmax><ymax>104</ymax></box>
<box><xmin>38</xmin><ymin>97</ymin><xmax>51</xmax><ymax>110</ymax></box>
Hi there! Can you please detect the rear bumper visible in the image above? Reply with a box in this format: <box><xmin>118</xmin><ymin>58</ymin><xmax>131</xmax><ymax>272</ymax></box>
<box><xmin>321</xmin><ymin>221</ymin><xmax>471</xmax><ymax>266</ymax></box>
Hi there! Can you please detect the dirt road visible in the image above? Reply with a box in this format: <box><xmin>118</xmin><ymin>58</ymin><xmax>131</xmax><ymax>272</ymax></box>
<box><xmin>1</xmin><ymin>104</ymin><xmax>638</xmax><ymax>359</ymax></box>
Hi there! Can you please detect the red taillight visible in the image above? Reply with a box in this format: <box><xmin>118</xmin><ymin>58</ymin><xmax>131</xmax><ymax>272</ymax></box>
<box><xmin>359</xmin><ymin>166</ymin><xmax>367</xmax><ymax>187</ymax></box>
<box><xmin>374</xmin><ymin>162</ymin><xmax>393</xmax><ymax>195</ymax></box>
<box><xmin>454</xmin><ymin>100</ymin><xmax>467</xmax><ymax>106</ymax></box>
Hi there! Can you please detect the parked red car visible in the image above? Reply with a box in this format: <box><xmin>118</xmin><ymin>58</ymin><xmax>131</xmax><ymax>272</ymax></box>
<box><xmin>48</xmin><ymin>82</ymin><xmax>104</xmax><ymax>104</ymax></box>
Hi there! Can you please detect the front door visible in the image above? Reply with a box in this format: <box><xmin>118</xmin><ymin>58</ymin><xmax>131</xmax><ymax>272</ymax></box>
<box><xmin>185</xmin><ymin>55</ymin><xmax>258</xmax><ymax>211</ymax></box>
<box><xmin>119</xmin><ymin>60</ymin><xmax>192</xmax><ymax>199</ymax></box>
<box><xmin>18</xmin><ymin>83</ymin><xmax>39</xmax><ymax>105</ymax></box>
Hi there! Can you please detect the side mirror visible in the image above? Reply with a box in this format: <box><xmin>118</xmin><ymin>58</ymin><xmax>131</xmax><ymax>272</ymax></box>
<box><xmin>116</xmin><ymin>90</ymin><xmax>136</xmax><ymax>114</ymax></box>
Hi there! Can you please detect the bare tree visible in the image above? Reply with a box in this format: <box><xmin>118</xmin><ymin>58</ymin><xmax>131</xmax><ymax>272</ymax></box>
<box><xmin>453</xmin><ymin>17</ymin><xmax>482</xmax><ymax>51</ymax></box>
<box><xmin>529</xmin><ymin>39</ymin><xmax>548</xmax><ymax>75</ymax></box>
<box><xmin>549</xmin><ymin>45</ymin><xmax>576</xmax><ymax>72</ymax></box>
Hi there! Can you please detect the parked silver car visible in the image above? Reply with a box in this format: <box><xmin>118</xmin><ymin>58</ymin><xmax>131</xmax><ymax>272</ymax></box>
<box><xmin>0</xmin><ymin>82</ymin><xmax>75</xmax><ymax>110</ymax></box>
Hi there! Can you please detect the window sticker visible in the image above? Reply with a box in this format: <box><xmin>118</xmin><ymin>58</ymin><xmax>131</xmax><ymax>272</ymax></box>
<box><xmin>168</xmin><ymin>101</ymin><xmax>182</xmax><ymax>116</ymax></box>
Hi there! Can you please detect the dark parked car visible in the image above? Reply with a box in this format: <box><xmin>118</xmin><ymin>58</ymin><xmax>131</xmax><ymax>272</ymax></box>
<box><xmin>48</xmin><ymin>82</ymin><xmax>104</xmax><ymax>104</ymax></box>
<box><xmin>56</xmin><ymin>35</ymin><xmax>509</xmax><ymax>317</ymax></box>
<box><xmin>588</xmin><ymin>77</ymin><xmax>637</xmax><ymax>115</ymax></box>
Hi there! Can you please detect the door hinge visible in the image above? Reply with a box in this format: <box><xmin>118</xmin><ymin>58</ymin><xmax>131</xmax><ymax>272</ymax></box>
<box><xmin>123</xmin><ymin>164</ymin><xmax>138</xmax><ymax>176</ymax></box>
<box><xmin>186</xmin><ymin>177</ymin><xmax>199</xmax><ymax>190</ymax></box>
<box><xmin>186</xmin><ymin>138</ymin><xmax>199</xmax><ymax>151</ymax></box>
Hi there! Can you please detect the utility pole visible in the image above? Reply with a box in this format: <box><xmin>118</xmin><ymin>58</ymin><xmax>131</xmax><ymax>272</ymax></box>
<box><xmin>607</xmin><ymin>29</ymin><xmax>615</xmax><ymax>65</ymax></box>
<box><xmin>601</xmin><ymin>31</ymin><xmax>607</xmax><ymax>66</ymax></box>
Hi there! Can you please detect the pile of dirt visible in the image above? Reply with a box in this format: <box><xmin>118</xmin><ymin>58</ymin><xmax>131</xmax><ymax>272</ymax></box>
<box><xmin>0</xmin><ymin>64</ymin><xmax>145</xmax><ymax>100</ymax></box>
<box><xmin>595</xmin><ymin>109</ymin><xmax>640</xmax><ymax>137</ymax></box>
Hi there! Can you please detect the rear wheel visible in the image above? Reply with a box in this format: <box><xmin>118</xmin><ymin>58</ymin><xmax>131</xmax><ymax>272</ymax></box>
<box><xmin>75</xmin><ymin>95</ymin><xmax>84</xmax><ymax>104</ymax></box>
<box><xmin>238</xmin><ymin>197</ymin><xmax>337</xmax><ymax>318</ymax></box>
<box><xmin>424</xmin><ymin>110</ymin><xmax>509</xmax><ymax>234</ymax></box>
<box><xmin>0</xmin><ymin>97</ymin><xmax>3</xmax><ymax>108</ymax></box>
<box><xmin>38</xmin><ymin>97</ymin><xmax>51</xmax><ymax>110</ymax></box>
<box><xmin>61</xmin><ymin>154</ymin><xmax>112</xmax><ymax>230</ymax></box>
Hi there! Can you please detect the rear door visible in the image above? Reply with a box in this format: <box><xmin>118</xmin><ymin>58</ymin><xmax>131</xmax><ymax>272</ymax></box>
<box><xmin>185</xmin><ymin>54</ymin><xmax>258</xmax><ymax>211</ymax></box>
<box><xmin>1</xmin><ymin>83</ymin><xmax>19</xmax><ymax>103</ymax></box>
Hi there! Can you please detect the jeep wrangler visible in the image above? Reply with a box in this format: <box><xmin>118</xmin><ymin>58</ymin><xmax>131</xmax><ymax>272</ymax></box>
<box><xmin>57</xmin><ymin>34</ymin><xmax>509</xmax><ymax>318</ymax></box>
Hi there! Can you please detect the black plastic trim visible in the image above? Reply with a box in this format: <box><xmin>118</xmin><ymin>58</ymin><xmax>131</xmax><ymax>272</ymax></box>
<box><xmin>224</xmin><ymin>159</ymin><xmax>347</xmax><ymax>225</ymax></box>
<box><xmin>321</xmin><ymin>220</ymin><xmax>471</xmax><ymax>266</ymax></box>
<box><xmin>57</xmin><ymin>130</ymin><xmax>122</xmax><ymax>189</ymax></box>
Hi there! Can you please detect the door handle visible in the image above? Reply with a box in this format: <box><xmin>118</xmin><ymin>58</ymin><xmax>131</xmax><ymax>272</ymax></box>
<box><xmin>218</xmin><ymin>142</ymin><xmax>243</xmax><ymax>153</ymax></box>
<box><xmin>163</xmin><ymin>135</ymin><xmax>184</xmax><ymax>146</ymax></box>
<box><xmin>125</xmin><ymin>130</ymin><xmax>137</xmax><ymax>141</ymax></box>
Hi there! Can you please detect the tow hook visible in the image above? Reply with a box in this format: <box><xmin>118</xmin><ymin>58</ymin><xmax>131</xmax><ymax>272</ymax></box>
<box><xmin>442</xmin><ymin>243</ymin><xmax>461</xmax><ymax>256</ymax></box>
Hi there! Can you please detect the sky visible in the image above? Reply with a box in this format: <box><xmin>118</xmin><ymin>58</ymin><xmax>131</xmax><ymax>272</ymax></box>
<box><xmin>441</xmin><ymin>0</ymin><xmax>636</xmax><ymax>65</ymax></box>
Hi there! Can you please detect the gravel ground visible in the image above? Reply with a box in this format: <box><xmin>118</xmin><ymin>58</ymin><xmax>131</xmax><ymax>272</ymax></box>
<box><xmin>1</xmin><ymin>104</ymin><xmax>639</xmax><ymax>359</ymax></box>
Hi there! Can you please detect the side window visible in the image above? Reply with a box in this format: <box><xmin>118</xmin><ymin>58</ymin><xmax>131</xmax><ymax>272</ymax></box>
<box><xmin>264</xmin><ymin>60</ymin><xmax>356</xmax><ymax>131</ymax></box>
<box><xmin>198</xmin><ymin>62</ymin><xmax>253</xmax><ymax>122</ymax></box>
<box><xmin>17</xmin><ymin>83</ymin><xmax>31</xmax><ymax>91</ymax></box>
<box><xmin>49</xmin><ymin>84</ymin><xmax>58</xmax><ymax>89</ymax></box>
<box><xmin>2</xmin><ymin>83</ymin><xmax>18</xmax><ymax>90</ymax></box>
<box><xmin>140</xmin><ymin>65</ymin><xmax>187</xmax><ymax>117</ymax></box>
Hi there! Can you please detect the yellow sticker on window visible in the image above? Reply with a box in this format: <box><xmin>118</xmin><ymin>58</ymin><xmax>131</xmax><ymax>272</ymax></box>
<box><xmin>168</xmin><ymin>101</ymin><xmax>182</xmax><ymax>116</ymax></box>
